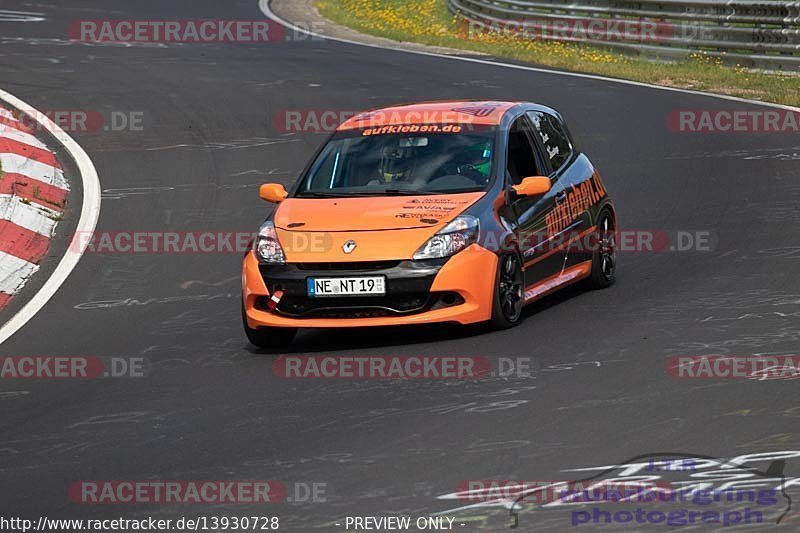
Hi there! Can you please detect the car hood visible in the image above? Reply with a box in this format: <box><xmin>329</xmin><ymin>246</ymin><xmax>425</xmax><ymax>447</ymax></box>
<box><xmin>273</xmin><ymin>192</ymin><xmax>484</xmax><ymax>232</ymax></box>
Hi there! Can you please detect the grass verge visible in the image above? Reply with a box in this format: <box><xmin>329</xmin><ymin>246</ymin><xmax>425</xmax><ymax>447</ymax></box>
<box><xmin>315</xmin><ymin>0</ymin><xmax>799</xmax><ymax>107</ymax></box>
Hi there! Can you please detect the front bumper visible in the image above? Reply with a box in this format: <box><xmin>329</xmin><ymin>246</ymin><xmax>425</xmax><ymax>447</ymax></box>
<box><xmin>242</xmin><ymin>244</ymin><xmax>497</xmax><ymax>328</ymax></box>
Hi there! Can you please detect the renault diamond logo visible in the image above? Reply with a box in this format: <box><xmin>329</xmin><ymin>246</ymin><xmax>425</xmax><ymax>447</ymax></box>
<box><xmin>343</xmin><ymin>240</ymin><xmax>357</xmax><ymax>254</ymax></box>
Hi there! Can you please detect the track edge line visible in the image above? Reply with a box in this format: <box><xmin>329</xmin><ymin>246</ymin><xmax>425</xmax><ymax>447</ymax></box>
<box><xmin>260</xmin><ymin>0</ymin><xmax>800</xmax><ymax>114</ymax></box>
<box><xmin>0</xmin><ymin>88</ymin><xmax>101</xmax><ymax>345</ymax></box>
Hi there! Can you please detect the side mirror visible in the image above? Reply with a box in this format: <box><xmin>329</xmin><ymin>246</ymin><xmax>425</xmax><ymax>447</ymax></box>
<box><xmin>512</xmin><ymin>176</ymin><xmax>551</xmax><ymax>197</ymax></box>
<box><xmin>259</xmin><ymin>183</ymin><xmax>288</xmax><ymax>203</ymax></box>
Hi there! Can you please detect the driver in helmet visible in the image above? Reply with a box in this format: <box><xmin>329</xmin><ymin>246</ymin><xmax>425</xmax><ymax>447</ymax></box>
<box><xmin>446</xmin><ymin>141</ymin><xmax>492</xmax><ymax>183</ymax></box>
<box><xmin>464</xmin><ymin>142</ymin><xmax>492</xmax><ymax>177</ymax></box>
<box><xmin>379</xmin><ymin>143</ymin><xmax>417</xmax><ymax>183</ymax></box>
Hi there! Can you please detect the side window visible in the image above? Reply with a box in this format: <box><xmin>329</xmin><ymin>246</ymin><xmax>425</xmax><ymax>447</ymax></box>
<box><xmin>506</xmin><ymin>117</ymin><xmax>541</xmax><ymax>185</ymax></box>
<box><xmin>527</xmin><ymin>111</ymin><xmax>572</xmax><ymax>172</ymax></box>
<box><xmin>305</xmin><ymin>145</ymin><xmax>340</xmax><ymax>190</ymax></box>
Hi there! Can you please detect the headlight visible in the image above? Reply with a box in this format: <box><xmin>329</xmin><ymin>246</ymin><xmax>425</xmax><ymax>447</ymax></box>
<box><xmin>253</xmin><ymin>221</ymin><xmax>286</xmax><ymax>264</ymax></box>
<box><xmin>413</xmin><ymin>215</ymin><xmax>479</xmax><ymax>260</ymax></box>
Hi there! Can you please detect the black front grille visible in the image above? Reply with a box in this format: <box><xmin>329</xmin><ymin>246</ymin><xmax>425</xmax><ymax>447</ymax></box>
<box><xmin>276</xmin><ymin>292</ymin><xmax>430</xmax><ymax>317</ymax></box>
<box><xmin>255</xmin><ymin>291</ymin><xmax>463</xmax><ymax>319</ymax></box>
<box><xmin>309</xmin><ymin>308</ymin><xmax>397</xmax><ymax>319</ymax></box>
<box><xmin>295</xmin><ymin>261</ymin><xmax>401</xmax><ymax>271</ymax></box>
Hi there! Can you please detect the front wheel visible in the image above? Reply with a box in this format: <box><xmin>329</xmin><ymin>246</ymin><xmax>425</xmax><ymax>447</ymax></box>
<box><xmin>585</xmin><ymin>208</ymin><xmax>616</xmax><ymax>289</ymax></box>
<box><xmin>242</xmin><ymin>303</ymin><xmax>297</xmax><ymax>348</ymax></box>
<box><xmin>490</xmin><ymin>253</ymin><xmax>525</xmax><ymax>330</ymax></box>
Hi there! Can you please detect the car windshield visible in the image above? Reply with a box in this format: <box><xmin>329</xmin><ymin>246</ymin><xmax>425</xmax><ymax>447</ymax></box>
<box><xmin>296</xmin><ymin>125</ymin><xmax>496</xmax><ymax>197</ymax></box>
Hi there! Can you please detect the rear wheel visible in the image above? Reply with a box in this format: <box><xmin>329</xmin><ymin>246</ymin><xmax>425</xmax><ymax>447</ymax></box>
<box><xmin>490</xmin><ymin>253</ymin><xmax>525</xmax><ymax>329</ymax></box>
<box><xmin>586</xmin><ymin>208</ymin><xmax>616</xmax><ymax>289</ymax></box>
<box><xmin>242</xmin><ymin>302</ymin><xmax>297</xmax><ymax>348</ymax></box>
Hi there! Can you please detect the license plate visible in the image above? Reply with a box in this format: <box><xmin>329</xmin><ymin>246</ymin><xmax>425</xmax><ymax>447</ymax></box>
<box><xmin>307</xmin><ymin>276</ymin><xmax>386</xmax><ymax>297</ymax></box>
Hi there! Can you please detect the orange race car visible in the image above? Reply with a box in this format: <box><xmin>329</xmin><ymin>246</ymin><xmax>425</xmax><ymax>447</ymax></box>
<box><xmin>243</xmin><ymin>101</ymin><xmax>616</xmax><ymax>347</ymax></box>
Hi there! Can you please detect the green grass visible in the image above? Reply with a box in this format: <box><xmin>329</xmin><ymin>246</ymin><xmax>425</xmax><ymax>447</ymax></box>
<box><xmin>315</xmin><ymin>0</ymin><xmax>799</xmax><ymax>107</ymax></box>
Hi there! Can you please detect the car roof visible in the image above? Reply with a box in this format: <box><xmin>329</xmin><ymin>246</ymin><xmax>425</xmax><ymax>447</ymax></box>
<box><xmin>336</xmin><ymin>101</ymin><xmax>521</xmax><ymax>131</ymax></box>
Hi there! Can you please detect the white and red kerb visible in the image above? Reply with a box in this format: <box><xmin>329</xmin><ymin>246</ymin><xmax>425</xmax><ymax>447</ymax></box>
<box><xmin>0</xmin><ymin>107</ymin><xmax>69</xmax><ymax>312</ymax></box>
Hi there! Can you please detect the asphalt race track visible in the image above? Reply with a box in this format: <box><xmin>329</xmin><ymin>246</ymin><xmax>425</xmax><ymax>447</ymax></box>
<box><xmin>1</xmin><ymin>1</ymin><xmax>798</xmax><ymax>531</ymax></box>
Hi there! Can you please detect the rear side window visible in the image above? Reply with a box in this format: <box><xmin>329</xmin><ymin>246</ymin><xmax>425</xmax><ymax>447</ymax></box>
<box><xmin>527</xmin><ymin>111</ymin><xmax>572</xmax><ymax>172</ymax></box>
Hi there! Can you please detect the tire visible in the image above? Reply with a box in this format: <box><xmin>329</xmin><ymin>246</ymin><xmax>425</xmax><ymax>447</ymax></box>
<box><xmin>242</xmin><ymin>303</ymin><xmax>297</xmax><ymax>348</ymax></box>
<box><xmin>586</xmin><ymin>208</ymin><xmax>617</xmax><ymax>289</ymax></box>
<box><xmin>490</xmin><ymin>252</ymin><xmax>525</xmax><ymax>330</ymax></box>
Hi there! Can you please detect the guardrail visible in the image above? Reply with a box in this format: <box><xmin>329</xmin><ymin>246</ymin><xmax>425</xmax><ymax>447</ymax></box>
<box><xmin>446</xmin><ymin>0</ymin><xmax>800</xmax><ymax>71</ymax></box>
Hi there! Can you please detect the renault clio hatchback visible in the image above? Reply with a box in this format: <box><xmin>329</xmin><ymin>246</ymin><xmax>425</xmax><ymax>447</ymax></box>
<box><xmin>242</xmin><ymin>101</ymin><xmax>616</xmax><ymax>347</ymax></box>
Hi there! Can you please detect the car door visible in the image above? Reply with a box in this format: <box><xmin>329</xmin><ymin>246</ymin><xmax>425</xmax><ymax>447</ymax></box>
<box><xmin>505</xmin><ymin>115</ymin><xmax>563</xmax><ymax>289</ymax></box>
<box><xmin>526</xmin><ymin>110</ymin><xmax>593</xmax><ymax>271</ymax></box>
